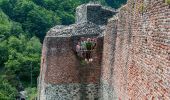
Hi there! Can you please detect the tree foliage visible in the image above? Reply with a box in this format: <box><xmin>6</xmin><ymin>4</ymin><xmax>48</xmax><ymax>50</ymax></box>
<box><xmin>1</xmin><ymin>0</ymin><xmax>127</xmax><ymax>41</ymax></box>
<box><xmin>25</xmin><ymin>87</ymin><xmax>37</xmax><ymax>100</ymax></box>
<box><xmin>0</xmin><ymin>77</ymin><xmax>17</xmax><ymax>100</ymax></box>
<box><xmin>5</xmin><ymin>35</ymin><xmax>41</xmax><ymax>87</ymax></box>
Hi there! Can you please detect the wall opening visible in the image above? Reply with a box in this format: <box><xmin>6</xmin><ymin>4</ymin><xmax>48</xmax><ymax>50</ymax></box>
<box><xmin>75</xmin><ymin>37</ymin><xmax>97</xmax><ymax>63</ymax></box>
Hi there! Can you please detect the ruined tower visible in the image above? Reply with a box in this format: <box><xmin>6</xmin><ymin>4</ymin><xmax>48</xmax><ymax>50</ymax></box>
<box><xmin>38</xmin><ymin>3</ymin><xmax>116</xmax><ymax>100</ymax></box>
<box><xmin>38</xmin><ymin>0</ymin><xmax>170</xmax><ymax>99</ymax></box>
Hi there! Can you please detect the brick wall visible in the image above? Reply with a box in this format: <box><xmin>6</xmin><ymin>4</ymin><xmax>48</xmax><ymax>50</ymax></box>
<box><xmin>42</xmin><ymin>36</ymin><xmax>103</xmax><ymax>84</ymax></box>
<box><xmin>38</xmin><ymin>3</ymin><xmax>116</xmax><ymax>99</ymax></box>
<box><xmin>101</xmin><ymin>0</ymin><xmax>170</xmax><ymax>99</ymax></box>
<box><xmin>39</xmin><ymin>35</ymin><xmax>104</xmax><ymax>100</ymax></box>
<box><xmin>100</xmin><ymin>17</ymin><xmax>118</xmax><ymax>100</ymax></box>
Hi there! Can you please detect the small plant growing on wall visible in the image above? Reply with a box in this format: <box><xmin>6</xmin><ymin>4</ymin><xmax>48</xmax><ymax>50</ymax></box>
<box><xmin>131</xmin><ymin>0</ymin><xmax>135</xmax><ymax>9</ymax></box>
<box><xmin>80</xmin><ymin>60</ymin><xmax>87</xmax><ymax>66</ymax></box>
<box><xmin>165</xmin><ymin>0</ymin><xmax>170</xmax><ymax>5</ymax></box>
<box><xmin>139</xmin><ymin>2</ymin><xmax>146</xmax><ymax>14</ymax></box>
<box><xmin>140</xmin><ymin>3</ymin><xmax>144</xmax><ymax>12</ymax></box>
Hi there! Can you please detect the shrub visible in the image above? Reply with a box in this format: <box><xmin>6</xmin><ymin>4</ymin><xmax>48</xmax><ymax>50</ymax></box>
<box><xmin>25</xmin><ymin>87</ymin><xmax>37</xmax><ymax>100</ymax></box>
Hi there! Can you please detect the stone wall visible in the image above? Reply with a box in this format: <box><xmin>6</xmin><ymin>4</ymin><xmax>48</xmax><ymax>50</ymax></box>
<box><xmin>39</xmin><ymin>35</ymin><xmax>103</xmax><ymax>100</ymax></box>
<box><xmin>38</xmin><ymin>3</ymin><xmax>116</xmax><ymax>99</ymax></box>
<box><xmin>76</xmin><ymin>3</ymin><xmax>116</xmax><ymax>25</ymax></box>
<box><xmin>101</xmin><ymin>0</ymin><xmax>170</xmax><ymax>99</ymax></box>
<box><xmin>38</xmin><ymin>21</ymin><xmax>106</xmax><ymax>100</ymax></box>
<box><xmin>100</xmin><ymin>17</ymin><xmax>118</xmax><ymax>100</ymax></box>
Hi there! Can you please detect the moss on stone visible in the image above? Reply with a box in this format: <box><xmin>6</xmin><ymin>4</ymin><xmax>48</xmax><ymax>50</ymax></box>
<box><xmin>131</xmin><ymin>0</ymin><xmax>135</xmax><ymax>9</ymax></box>
<box><xmin>139</xmin><ymin>3</ymin><xmax>146</xmax><ymax>14</ymax></box>
<box><xmin>165</xmin><ymin>0</ymin><xmax>170</xmax><ymax>5</ymax></box>
<box><xmin>139</xmin><ymin>3</ymin><xmax>144</xmax><ymax>12</ymax></box>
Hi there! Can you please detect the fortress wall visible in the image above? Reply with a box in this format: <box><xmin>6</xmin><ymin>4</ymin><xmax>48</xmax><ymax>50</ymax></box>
<box><xmin>100</xmin><ymin>18</ymin><xmax>118</xmax><ymax>100</ymax></box>
<box><xmin>78</xmin><ymin>37</ymin><xmax>103</xmax><ymax>84</ymax></box>
<box><xmin>39</xmin><ymin>36</ymin><xmax>81</xmax><ymax>100</ymax></box>
<box><xmin>86</xmin><ymin>6</ymin><xmax>116</xmax><ymax>25</ymax></box>
<box><xmin>101</xmin><ymin>0</ymin><xmax>170</xmax><ymax>99</ymax></box>
<box><xmin>44</xmin><ymin>37</ymin><xmax>80</xmax><ymax>84</ymax></box>
<box><xmin>76</xmin><ymin>4</ymin><xmax>116</xmax><ymax>25</ymax></box>
<box><xmin>39</xmin><ymin>35</ymin><xmax>104</xmax><ymax>100</ymax></box>
<box><xmin>38</xmin><ymin>38</ymin><xmax>48</xmax><ymax>100</ymax></box>
<box><xmin>112</xmin><ymin>5</ymin><xmax>132</xmax><ymax>99</ymax></box>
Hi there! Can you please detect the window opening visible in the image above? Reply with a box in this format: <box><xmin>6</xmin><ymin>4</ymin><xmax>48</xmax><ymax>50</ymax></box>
<box><xmin>76</xmin><ymin>37</ymin><xmax>97</xmax><ymax>63</ymax></box>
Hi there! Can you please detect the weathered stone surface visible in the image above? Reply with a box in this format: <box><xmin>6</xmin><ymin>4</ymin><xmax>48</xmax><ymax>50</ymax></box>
<box><xmin>100</xmin><ymin>80</ymin><xmax>118</xmax><ymax>100</ymax></box>
<box><xmin>100</xmin><ymin>17</ymin><xmax>118</xmax><ymax>100</ymax></box>
<box><xmin>76</xmin><ymin>3</ymin><xmax>116</xmax><ymax>25</ymax></box>
<box><xmin>73</xmin><ymin>22</ymin><xmax>103</xmax><ymax>36</ymax></box>
<box><xmin>46</xmin><ymin>22</ymin><xmax>104</xmax><ymax>37</ymax></box>
<box><xmin>101</xmin><ymin>0</ymin><xmax>170</xmax><ymax>99</ymax></box>
<box><xmin>43</xmin><ymin>83</ymin><xmax>99</xmax><ymax>100</ymax></box>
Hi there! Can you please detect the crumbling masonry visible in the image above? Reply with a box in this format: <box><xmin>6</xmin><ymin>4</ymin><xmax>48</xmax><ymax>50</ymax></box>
<box><xmin>38</xmin><ymin>0</ymin><xmax>170</xmax><ymax>100</ymax></box>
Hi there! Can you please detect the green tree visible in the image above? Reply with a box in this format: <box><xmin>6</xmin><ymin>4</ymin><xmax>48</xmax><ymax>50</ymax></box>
<box><xmin>0</xmin><ymin>40</ymin><xmax>8</xmax><ymax>66</ymax></box>
<box><xmin>5</xmin><ymin>35</ymin><xmax>41</xmax><ymax>87</ymax></box>
<box><xmin>0</xmin><ymin>9</ymin><xmax>12</xmax><ymax>36</ymax></box>
<box><xmin>0</xmin><ymin>77</ymin><xmax>17</xmax><ymax>100</ymax></box>
<box><xmin>25</xmin><ymin>7</ymin><xmax>61</xmax><ymax>40</ymax></box>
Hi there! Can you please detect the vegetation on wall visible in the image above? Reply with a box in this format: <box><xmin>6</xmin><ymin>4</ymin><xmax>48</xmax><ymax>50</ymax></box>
<box><xmin>139</xmin><ymin>2</ymin><xmax>147</xmax><ymax>14</ymax></box>
<box><xmin>165</xmin><ymin>0</ymin><xmax>170</xmax><ymax>5</ymax></box>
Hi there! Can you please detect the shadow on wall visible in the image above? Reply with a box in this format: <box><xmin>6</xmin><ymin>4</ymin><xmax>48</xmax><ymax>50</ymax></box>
<box><xmin>71</xmin><ymin>35</ymin><xmax>104</xmax><ymax>100</ymax></box>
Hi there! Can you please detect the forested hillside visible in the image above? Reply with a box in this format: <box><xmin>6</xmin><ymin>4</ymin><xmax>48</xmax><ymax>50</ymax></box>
<box><xmin>0</xmin><ymin>0</ymin><xmax>127</xmax><ymax>99</ymax></box>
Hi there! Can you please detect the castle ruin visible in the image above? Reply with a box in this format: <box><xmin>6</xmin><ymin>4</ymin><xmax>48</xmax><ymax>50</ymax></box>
<box><xmin>38</xmin><ymin>0</ymin><xmax>170</xmax><ymax>100</ymax></box>
<box><xmin>38</xmin><ymin>3</ymin><xmax>116</xmax><ymax>100</ymax></box>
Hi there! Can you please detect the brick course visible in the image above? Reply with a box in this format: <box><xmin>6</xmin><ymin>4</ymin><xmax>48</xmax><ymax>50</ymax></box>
<box><xmin>101</xmin><ymin>0</ymin><xmax>170</xmax><ymax>99</ymax></box>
